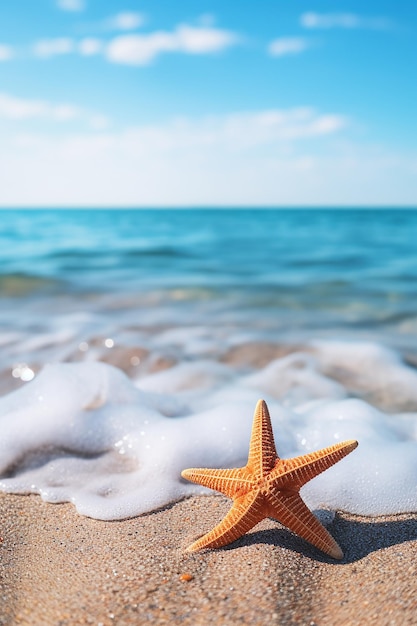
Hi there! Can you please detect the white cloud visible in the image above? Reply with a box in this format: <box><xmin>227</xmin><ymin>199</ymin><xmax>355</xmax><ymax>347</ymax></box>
<box><xmin>176</xmin><ymin>24</ymin><xmax>237</xmax><ymax>53</ymax></box>
<box><xmin>52</xmin><ymin>104</ymin><xmax>80</xmax><ymax>121</ymax></box>
<box><xmin>106</xmin><ymin>33</ymin><xmax>165</xmax><ymax>65</ymax></box>
<box><xmin>182</xmin><ymin>108</ymin><xmax>347</xmax><ymax>146</ymax></box>
<box><xmin>0</xmin><ymin>92</ymin><xmax>108</xmax><ymax>131</ymax></box>
<box><xmin>106</xmin><ymin>12</ymin><xmax>145</xmax><ymax>31</ymax></box>
<box><xmin>268</xmin><ymin>37</ymin><xmax>309</xmax><ymax>57</ymax></box>
<box><xmin>2</xmin><ymin>106</ymin><xmax>415</xmax><ymax>206</ymax></box>
<box><xmin>74</xmin><ymin>108</ymin><xmax>344</xmax><ymax>156</ymax></box>
<box><xmin>57</xmin><ymin>0</ymin><xmax>85</xmax><ymax>12</ymax></box>
<box><xmin>2</xmin><ymin>107</ymin><xmax>386</xmax><ymax>207</ymax></box>
<box><xmin>2</xmin><ymin>127</ymin><xmax>415</xmax><ymax>206</ymax></box>
<box><xmin>0</xmin><ymin>94</ymin><xmax>46</xmax><ymax>120</ymax></box>
<box><xmin>106</xmin><ymin>24</ymin><xmax>238</xmax><ymax>65</ymax></box>
<box><xmin>0</xmin><ymin>44</ymin><xmax>13</xmax><ymax>61</ymax></box>
<box><xmin>33</xmin><ymin>37</ymin><xmax>74</xmax><ymax>58</ymax></box>
<box><xmin>0</xmin><ymin>93</ymin><xmax>79</xmax><ymax>121</ymax></box>
<box><xmin>79</xmin><ymin>38</ymin><xmax>103</xmax><ymax>56</ymax></box>
<box><xmin>301</xmin><ymin>12</ymin><xmax>392</xmax><ymax>30</ymax></box>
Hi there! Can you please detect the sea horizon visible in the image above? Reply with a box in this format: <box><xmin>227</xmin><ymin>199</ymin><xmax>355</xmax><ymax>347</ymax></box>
<box><xmin>1</xmin><ymin>205</ymin><xmax>416</xmax><ymax>210</ymax></box>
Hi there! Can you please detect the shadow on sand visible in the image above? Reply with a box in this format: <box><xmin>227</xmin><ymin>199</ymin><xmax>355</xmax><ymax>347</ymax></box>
<box><xmin>223</xmin><ymin>512</ymin><xmax>417</xmax><ymax>564</ymax></box>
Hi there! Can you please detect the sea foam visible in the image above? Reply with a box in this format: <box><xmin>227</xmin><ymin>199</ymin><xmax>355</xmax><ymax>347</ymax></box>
<box><xmin>0</xmin><ymin>340</ymin><xmax>417</xmax><ymax>520</ymax></box>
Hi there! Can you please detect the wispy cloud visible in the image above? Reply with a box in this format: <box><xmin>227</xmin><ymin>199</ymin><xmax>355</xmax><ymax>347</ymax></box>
<box><xmin>106</xmin><ymin>24</ymin><xmax>239</xmax><ymax>65</ymax></box>
<box><xmin>0</xmin><ymin>92</ymin><xmax>109</xmax><ymax>129</ymax></box>
<box><xmin>0</xmin><ymin>44</ymin><xmax>14</xmax><ymax>61</ymax></box>
<box><xmin>268</xmin><ymin>37</ymin><xmax>309</xmax><ymax>57</ymax></box>
<box><xmin>0</xmin><ymin>92</ymin><xmax>79</xmax><ymax>121</ymax></box>
<box><xmin>78</xmin><ymin>38</ymin><xmax>102</xmax><ymax>56</ymax></box>
<box><xmin>33</xmin><ymin>38</ymin><xmax>74</xmax><ymax>58</ymax></box>
<box><xmin>104</xmin><ymin>12</ymin><xmax>145</xmax><ymax>31</ymax></box>
<box><xmin>29</xmin><ymin>22</ymin><xmax>238</xmax><ymax>65</ymax></box>
<box><xmin>56</xmin><ymin>0</ymin><xmax>85</xmax><ymax>12</ymax></box>
<box><xmin>4</xmin><ymin>116</ymin><xmax>415</xmax><ymax>206</ymax></box>
<box><xmin>301</xmin><ymin>12</ymin><xmax>392</xmax><ymax>30</ymax></box>
<box><xmin>7</xmin><ymin>107</ymin><xmax>345</xmax><ymax>147</ymax></box>
<box><xmin>0</xmin><ymin>107</ymin><xmax>353</xmax><ymax>205</ymax></box>
<box><xmin>169</xmin><ymin>108</ymin><xmax>346</xmax><ymax>147</ymax></box>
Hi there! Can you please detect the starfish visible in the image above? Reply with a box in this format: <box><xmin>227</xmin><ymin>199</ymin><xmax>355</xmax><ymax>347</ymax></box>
<box><xmin>181</xmin><ymin>399</ymin><xmax>358</xmax><ymax>559</ymax></box>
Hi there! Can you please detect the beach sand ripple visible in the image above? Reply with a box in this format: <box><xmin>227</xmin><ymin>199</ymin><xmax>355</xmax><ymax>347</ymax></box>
<box><xmin>1</xmin><ymin>493</ymin><xmax>416</xmax><ymax>625</ymax></box>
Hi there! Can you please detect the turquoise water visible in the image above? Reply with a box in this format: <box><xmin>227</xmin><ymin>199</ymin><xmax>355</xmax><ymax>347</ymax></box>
<box><xmin>1</xmin><ymin>208</ymin><xmax>417</xmax><ymax>384</ymax></box>
<box><xmin>1</xmin><ymin>208</ymin><xmax>417</xmax><ymax>319</ymax></box>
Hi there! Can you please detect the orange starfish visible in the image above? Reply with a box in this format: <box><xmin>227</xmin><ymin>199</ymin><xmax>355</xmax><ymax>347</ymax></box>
<box><xmin>181</xmin><ymin>399</ymin><xmax>358</xmax><ymax>559</ymax></box>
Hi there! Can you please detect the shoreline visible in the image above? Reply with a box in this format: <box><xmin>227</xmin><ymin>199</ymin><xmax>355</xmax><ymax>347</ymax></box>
<box><xmin>1</xmin><ymin>493</ymin><xmax>416</xmax><ymax>625</ymax></box>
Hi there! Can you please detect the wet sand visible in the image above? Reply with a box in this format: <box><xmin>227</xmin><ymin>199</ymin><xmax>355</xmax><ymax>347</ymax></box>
<box><xmin>1</xmin><ymin>492</ymin><xmax>416</xmax><ymax>625</ymax></box>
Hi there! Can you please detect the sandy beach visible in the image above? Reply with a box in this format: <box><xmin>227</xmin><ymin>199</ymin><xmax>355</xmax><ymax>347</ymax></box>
<box><xmin>1</xmin><ymin>492</ymin><xmax>416</xmax><ymax>625</ymax></box>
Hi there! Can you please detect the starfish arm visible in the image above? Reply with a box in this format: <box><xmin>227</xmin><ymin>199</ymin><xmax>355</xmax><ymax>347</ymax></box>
<box><xmin>185</xmin><ymin>490</ymin><xmax>265</xmax><ymax>552</ymax></box>
<box><xmin>267</xmin><ymin>488</ymin><xmax>343</xmax><ymax>559</ymax></box>
<box><xmin>246</xmin><ymin>399</ymin><xmax>279</xmax><ymax>478</ymax></box>
<box><xmin>272</xmin><ymin>439</ymin><xmax>358</xmax><ymax>489</ymax></box>
<box><xmin>181</xmin><ymin>467</ymin><xmax>252</xmax><ymax>498</ymax></box>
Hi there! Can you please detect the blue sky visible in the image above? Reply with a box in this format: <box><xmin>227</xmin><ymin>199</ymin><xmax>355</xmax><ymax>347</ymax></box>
<box><xmin>0</xmin><ymin>0</ymin><xmax>416</xmax><ymax>206</ymax></box>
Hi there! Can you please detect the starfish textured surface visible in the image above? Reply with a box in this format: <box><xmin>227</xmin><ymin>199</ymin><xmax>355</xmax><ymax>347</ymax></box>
<box><xmin>181</xmin><ymin>399</ymin><xmax>358</xmax><ymax>559</ymax></box>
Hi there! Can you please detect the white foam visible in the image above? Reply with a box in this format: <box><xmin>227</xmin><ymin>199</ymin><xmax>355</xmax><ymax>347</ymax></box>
<box><xmin>244</xmin><ymin>352</ymin><xmax>346</xmax><ymax>406</ymax></box>
<box><xmin>0</xmin><ymin>340</ymin><xmax>416</xmax><ymax>520</ymax></box>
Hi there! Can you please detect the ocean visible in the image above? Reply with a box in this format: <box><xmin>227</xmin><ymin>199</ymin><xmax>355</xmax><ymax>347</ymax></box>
<box><xmin>0</xmin><ymin>208</ymin><xmax>417</xmax><ymax>520</ymax></box>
